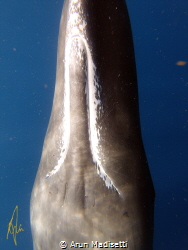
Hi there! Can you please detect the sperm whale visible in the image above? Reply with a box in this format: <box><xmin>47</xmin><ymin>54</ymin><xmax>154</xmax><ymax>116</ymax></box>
<box><xmin>30</xmin><ymin>0</ymin><xmax>155</xmax><ymax>249</ymax></box>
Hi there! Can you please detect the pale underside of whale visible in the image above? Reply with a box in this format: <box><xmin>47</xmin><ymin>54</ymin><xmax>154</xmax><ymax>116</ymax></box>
<box><xmin>30</xmin><ymin>0</ymin><xmax>155</xmax><ymax>249</ymax></box>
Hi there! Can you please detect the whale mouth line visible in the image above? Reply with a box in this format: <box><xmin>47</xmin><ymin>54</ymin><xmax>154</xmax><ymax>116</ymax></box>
<box><xmin>45</xmin><ymin>32</ymin><xmax>120</xmax><ymax>195</ymax></box>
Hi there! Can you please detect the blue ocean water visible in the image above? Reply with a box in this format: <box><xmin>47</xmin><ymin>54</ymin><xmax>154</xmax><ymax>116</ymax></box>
<box><xmin>0</xmin><ymin>0</ymin><xmax>187</xmax><ymax>249</ymax></box>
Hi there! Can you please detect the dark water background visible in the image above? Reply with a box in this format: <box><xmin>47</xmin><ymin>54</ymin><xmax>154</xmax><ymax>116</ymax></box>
<box><xmin>1</xmin><ymin>0</ymin><xmax>188</xmax><ymax>249</ymax></box>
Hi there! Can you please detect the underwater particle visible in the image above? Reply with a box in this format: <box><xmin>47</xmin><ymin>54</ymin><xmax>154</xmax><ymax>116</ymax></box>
<box><xmin>176</xmin><ymin>61</ymin><xmax>187</xmax><ymax>66</ymax></box>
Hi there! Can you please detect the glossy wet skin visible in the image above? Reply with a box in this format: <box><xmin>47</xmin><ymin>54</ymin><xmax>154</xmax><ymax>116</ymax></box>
<box><xmin>30</xmin><ymin>0</ymin><xmax>155</xmax><ymax>249</ymax></box>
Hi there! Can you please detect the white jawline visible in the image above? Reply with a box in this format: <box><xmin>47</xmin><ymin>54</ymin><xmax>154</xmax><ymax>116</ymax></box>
<box><xmin>46</xmin><ymin>0</ymin><xmax>120</xmax><ymax>195</ymax></box>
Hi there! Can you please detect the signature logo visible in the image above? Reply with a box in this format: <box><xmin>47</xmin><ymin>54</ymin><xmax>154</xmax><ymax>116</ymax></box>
<box><xmin>6</xmin><ymin>205</ymin><xmax>24</xmax><ymax>245</ymax></box>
